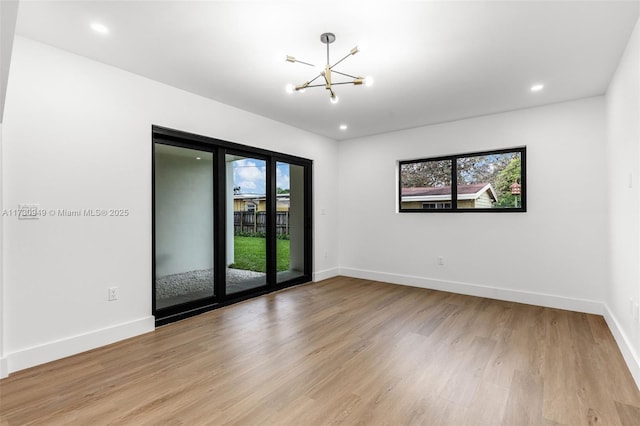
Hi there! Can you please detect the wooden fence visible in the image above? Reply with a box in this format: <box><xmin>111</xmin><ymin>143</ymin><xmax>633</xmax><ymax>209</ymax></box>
<box><xmin>234</xmin><ymin>211</ymin><xmax>290</xmax><ymax>235</ymax></box>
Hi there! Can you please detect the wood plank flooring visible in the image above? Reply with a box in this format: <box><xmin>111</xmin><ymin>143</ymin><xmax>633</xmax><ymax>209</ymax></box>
<box><xmin>2</xmin><ymin>277</ymin><xmax>640</xmax><ymax>425</ymax></box>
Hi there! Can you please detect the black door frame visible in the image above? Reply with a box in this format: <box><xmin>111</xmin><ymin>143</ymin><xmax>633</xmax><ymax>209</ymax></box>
<box><xmin>152</xmin><ymin>126</ymin><xmax>313</xmax><ymax>325</ymax></box>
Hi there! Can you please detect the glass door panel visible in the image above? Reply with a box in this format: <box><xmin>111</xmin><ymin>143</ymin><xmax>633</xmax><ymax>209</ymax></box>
<box><xmin>154</xmin><ymin>144</ymin><xmax>214</xmax><ymax>310</ymax></box>
<box><xmin>226</xmin><ymin>154</ymin><xmax>267</xmax><ymax>294</ymax></box>
<box><xmin>276</xmin><ymin>162</ymin><xmax>306</xmax><ymax>283</ymax></box>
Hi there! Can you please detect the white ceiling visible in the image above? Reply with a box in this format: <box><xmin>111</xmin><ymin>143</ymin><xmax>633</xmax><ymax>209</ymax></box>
<box><xmin>13</xmin><ymin>0</ymin><xmax>640</xmax><ymax>140</ymax></box>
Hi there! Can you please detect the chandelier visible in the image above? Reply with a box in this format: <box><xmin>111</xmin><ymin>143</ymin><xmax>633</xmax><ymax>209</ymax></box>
<box><xmin>285</xmin><ymin>32</ymin><xmax>373</xmax><ymax>104</ymax></box>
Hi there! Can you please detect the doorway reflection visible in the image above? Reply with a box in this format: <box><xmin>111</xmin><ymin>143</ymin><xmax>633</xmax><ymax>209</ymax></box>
<box><xmin>154</xmin><ymin>144</ymin><xmax>214</xmax><ymax>309</ymax></box>
<box><xmin>276</xmin><ymin>162</ymin><xmax>306</xmax><ymax>283</ymax></box>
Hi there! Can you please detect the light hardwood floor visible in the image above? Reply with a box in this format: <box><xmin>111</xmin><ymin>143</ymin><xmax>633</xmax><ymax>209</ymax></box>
<box><xmin>2</xmin><ymin>277</ymin><xmax>640</xmax><ymax>425</ymax></box>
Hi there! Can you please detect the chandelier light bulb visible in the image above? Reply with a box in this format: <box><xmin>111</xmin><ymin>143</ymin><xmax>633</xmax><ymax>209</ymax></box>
<box><xmin>285</xmin><ymin>84</ymin><xmax>294</xmax><ymax>94</ymax></box>
<box><xmin>330</xmin><ymin>94</ymin><xmax>339</xmax><ymax>104</ymax></box>
<box><xmin>365</xmin><ymin>76</ymin><xmax>374</xmax><ymax>87</ymax></box>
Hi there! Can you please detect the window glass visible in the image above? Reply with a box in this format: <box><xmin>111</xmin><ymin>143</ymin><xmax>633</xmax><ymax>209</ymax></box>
<box><xmin>456</xmin><ymin>152</ymin><xmax>522</xmax><ymax>209</ymax></box>
<box><xmin>400</xmin><ymin>159</ymin><xmax>452</xmax><ymax>210</ymax></box>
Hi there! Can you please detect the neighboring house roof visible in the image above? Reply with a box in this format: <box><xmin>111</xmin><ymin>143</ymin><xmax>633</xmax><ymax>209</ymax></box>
<box><xmin>233</xmin><ymin>193</ymin><xmax>263</xmax><ymax>200</ymax></box>
<box><xmin>401</xmin><ymin>183</ymin><xmax>498</xmax><ymax>202</ymax></box>
<box><xmin>234</xmin><ymin>193</ymin><xmax>289</xmax><ymax>200</ymax></box>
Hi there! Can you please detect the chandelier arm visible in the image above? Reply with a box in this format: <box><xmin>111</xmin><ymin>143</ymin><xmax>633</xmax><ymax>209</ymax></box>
<box><xmin>330</xmin><ymin>52</ymin><xmax>352</xmax><ymax>69</ymax></box>
<box><xmin>303</xmin><ymin>83</ymin><xmax>328</xmax><ymax>88</ymax></box>
<box><xmin>328</xmin><ymin>81</ymin><xmax>360</xmax><ymax>86</ymax></box>
<box><xmin>307</xmin><ymin>74</ymin><xmax>324</xmax><ymax>85</ymax></box>
<box><xmin>331</xmin><ymin>70</ymin><xmax>359</xmax><ymax>79</ymax></box>
<box><xmin>294</xmin><ymin>59</ymin><xmax>316</xmax><ymax>67</ymax></box>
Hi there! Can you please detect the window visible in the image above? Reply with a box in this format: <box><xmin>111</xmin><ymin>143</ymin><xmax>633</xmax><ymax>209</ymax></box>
<box><xmin>399</xmin><ymin>147</ymin><xmax>526</xmax><ymax>212</ymax></box>
<box><xmin>422</xmin><ymin>202</ymin><xmax>451</xmax><ymax>209</ymax></box>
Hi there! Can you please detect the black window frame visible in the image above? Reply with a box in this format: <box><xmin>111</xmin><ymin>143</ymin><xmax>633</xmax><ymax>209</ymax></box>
<box><xmin>398</xmin><ymin>146</ymin><xmax>526</xmax><ymax>213</ymax></box>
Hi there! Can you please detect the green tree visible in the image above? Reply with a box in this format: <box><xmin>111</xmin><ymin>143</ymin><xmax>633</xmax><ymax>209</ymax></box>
<box><xmin>276</xmin><ymin>187</ymin><xmax>290</xmax><ymax>194</ymax></box>
<box><xmin>494</xmin><ymin>157</ymin><xmax>522</xmax><ymax>207</ymax></box>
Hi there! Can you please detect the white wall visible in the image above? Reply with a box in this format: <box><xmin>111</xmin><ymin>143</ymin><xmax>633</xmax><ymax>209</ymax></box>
<box><xmin>1</xmin><ymin>36</ymin><xmax>339</xmax><ymax>374</ymax></box>
<box><xmin>0</xmin><ymin>0</ymin><xmax>19</xmax><ymax>380</ymax></box>
<box><xmin>605</xmin><ymin>16</ymin><xmax>640</xmax><ymax>385</ymax></box>
<box><xmin>338</xmin><ymin>97</ymin><xmax>608</xmax><ymax>313</ymax></box>
<box><xmin>0</xmin><ymin>124</ymin><xmax>5</xmax><ymax>378</ymax></box>
<box><xmin>0</xmin><ymin>0</ymin><xmax>19</xmax><ymax>122</ymax></box>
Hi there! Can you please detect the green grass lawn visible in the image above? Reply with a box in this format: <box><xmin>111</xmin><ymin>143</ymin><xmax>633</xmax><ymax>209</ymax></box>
<box><xmin>229</xmin><ymin>236</ymin><xmax>290</xmax><ymax>272</ymax></box>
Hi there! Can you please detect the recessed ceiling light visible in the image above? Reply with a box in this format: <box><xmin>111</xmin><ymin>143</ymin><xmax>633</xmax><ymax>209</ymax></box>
<box><xmin>195</xmin><ymin>157</ymin><xmax>201</xmax><ymax>160</ymax></box>
<box><xmin>339</xmin><ymin>124</ymin><xmax>348</xmax><ymax>131</ymax></box>
<box><xmin>90</xmin><ymin>22</ymin><xmax>109</xmax><ymax>34</ymax></box>
<box><xmin>530</xmin><ymin>83</ymin><xmax>544</xmax><ymax>92</ymax></box>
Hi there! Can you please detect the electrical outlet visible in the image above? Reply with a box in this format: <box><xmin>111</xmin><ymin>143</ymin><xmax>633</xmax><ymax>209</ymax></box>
<box><xmin>108</xmin><ymin>286</ymin><xmax>119</xmax><ymax>301</ymax></box>
<box><xmin>438</xmin><ymin>256</ymin><xmax>444</xmax><ymax>266</ymax></box>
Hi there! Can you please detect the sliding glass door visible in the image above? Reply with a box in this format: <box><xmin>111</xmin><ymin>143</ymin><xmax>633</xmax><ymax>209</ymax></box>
<box><xmin>154</xmin><ymin>144</ymin><xmax>215</xmax><ymax>310</ymax></box>
<box><xmin>152</xmin><ymin>126</ymin><xmax>312</xmax><ymax>324</ymax></box>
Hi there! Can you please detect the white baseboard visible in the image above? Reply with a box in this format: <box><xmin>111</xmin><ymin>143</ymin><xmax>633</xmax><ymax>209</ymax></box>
<box><xmin>603</xmin><ymin>305</ymin><xmax>640</xmax><ymax>389</ymax></box>
<box><xmin>0</xmin><ymin>356</ymin><xmax>8</xmax><ymax>379</ymax></box>
<box><xmin>6</xmin><ymin>316</ymin><xmax>155</xmax><ymax>375</ymax></box>
<box><xmin>339</xmin><ymin>267</ymin><xmax>603</xmax><ymax>315</ymax></box>
<box><xmin>313</xmin><ymin>267</ymin><xmax>340</xmax><ymax>282</ymax></box>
